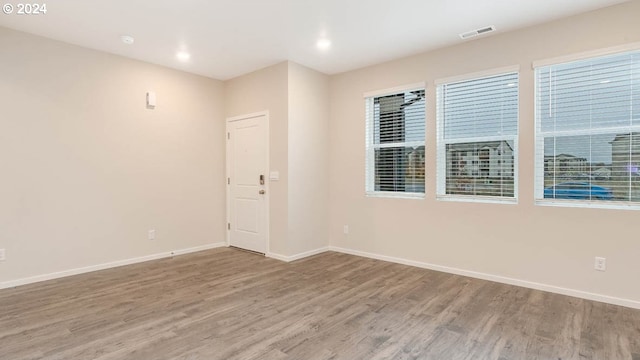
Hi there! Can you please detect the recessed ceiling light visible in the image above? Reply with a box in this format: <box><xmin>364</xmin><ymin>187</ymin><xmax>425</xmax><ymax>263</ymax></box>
<box><xmin>176</xmin><ymin>51</ymin><xmax>191</xmax><ymax>62</ymax></box>
<box><xmin>600</xmin><ymin>80</ymin><xmax>611</xmax><ymax>84</ymax></box>
<box><xmin>316</xmin><ymin>38</ymin><xmax>331</xmax><ymax>51</ymax></box>
<box><xmin>120</xmin><ymin>35</ymin><xmax>135</xmax><ymax>45</ymax></box>
<box><xmin>506</xmin><ymin>83</ymin><xmax>516</xmax><ymax>87</ymax></box>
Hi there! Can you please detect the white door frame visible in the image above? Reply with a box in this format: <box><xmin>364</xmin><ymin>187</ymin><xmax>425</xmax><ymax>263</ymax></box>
<box><xmin>225</xmin><ymin>110</ymin><xmax>270</xmax><ymax>254</ymax></box>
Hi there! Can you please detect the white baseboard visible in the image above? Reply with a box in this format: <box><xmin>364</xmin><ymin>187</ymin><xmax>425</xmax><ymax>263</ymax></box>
<box><xmin>328</xmin><ymin>246</ymin><xmax>640</xmax><ymax>310</ymax></box>
<box><xmin>0</xmin><ymin>242</ymin><xmax>227</xmax><ymax>290</ymax></box>
<box><xmin>266</xmin><ymin>247</ymin><xmax>329</xmax><ymax>263</ymax></box>
<box><xmin>4</xmin><ymin>241</ymin><xmax>638</xmax><ymax>310</ymax></box>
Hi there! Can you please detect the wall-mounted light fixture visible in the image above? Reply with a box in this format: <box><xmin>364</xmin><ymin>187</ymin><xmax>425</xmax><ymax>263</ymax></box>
<box><xmin>146</xmin><ymin>91</ymin><xmax>156</xmax><ymax>109</ymax></box>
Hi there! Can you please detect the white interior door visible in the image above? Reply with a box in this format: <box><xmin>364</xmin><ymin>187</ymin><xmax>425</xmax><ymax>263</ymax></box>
<box><xmin>227</xmin><ymin>113</ymin><xmax>269</xmax><ymax>254</ymax></box>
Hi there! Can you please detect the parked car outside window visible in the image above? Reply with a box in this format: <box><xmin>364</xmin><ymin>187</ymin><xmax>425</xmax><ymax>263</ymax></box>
<box><xmin>543</xmin><ymin>182</ymin><xmax>613</xmax><ymax>200</ymax></box>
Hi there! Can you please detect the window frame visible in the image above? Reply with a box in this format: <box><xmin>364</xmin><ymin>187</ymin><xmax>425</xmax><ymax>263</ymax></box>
<box><xmin>364</xmin><ymin>83</ymin><xmax>426</xmax><ymax>199</ymax></box>
<box><xmin>435</xmin><ymin>66</ymin><xmax>520</xmax><ymax>204</ymax></box>
<box><xmin>534</xmin><ymin>46</ymin><xmax>640</xmax><ymax>210</ymax></box>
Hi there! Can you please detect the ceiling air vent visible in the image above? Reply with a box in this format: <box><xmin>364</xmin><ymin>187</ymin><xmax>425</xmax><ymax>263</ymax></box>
<box><xmin>459</xmin><ymin>26</ymin><xmax>496</xmax><ymax>40</ymax></box>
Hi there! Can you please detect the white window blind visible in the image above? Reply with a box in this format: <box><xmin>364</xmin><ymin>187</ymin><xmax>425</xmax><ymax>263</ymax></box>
<box><xmin>365</xmin><ymin>88</ymin><xmax>425</xmax><ymax>196</ymax></box>
<box><xmin>436</xmin><ymin>72</ymin><xmax>519</xmax><ymax>201</ymax></box>
<box><xmin>535</xmin><ymin>50</ymin><xmax>640</xmax><ymax>207</ymax></box>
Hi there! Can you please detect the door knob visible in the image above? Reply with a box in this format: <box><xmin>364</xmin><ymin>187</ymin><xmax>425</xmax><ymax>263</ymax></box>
<box><xmin>259</xmin><ymin>190</ymin><xmax>266</xmax><ymax>195</ymax></box>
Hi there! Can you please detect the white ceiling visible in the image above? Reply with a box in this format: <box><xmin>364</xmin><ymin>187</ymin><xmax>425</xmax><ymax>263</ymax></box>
<box><xmin>0</xmin><ymin>0</ymin><xmax>629</xmax><ymax>80</ymax></box>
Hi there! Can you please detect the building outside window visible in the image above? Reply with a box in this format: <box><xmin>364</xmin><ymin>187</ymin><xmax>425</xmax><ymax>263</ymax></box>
<box><xmin>437</xmin><ymin>70</ymin><xmax>519</xmax><ymax>201</ymax></box>
<box><xmin>365</xmin><ymin>86</ymin><xmax>426</xmax><ymax>197</ymax></box>
<box><xmin>535</xmin><ymin>50</ymin><xmax>640</xmax><ymax>206</ymax></box>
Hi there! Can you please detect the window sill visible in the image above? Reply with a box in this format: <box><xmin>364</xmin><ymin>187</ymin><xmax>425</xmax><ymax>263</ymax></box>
<box><xmin>535</xmin><ymin>199</ymin><xmax>640</xmax><ymax>211</ymax></box>
<box><xmin>437</xmin><ymin>194</ymin><xmax>517</xmax><ymax>205</ymax></box>
<box><xmin>366</xmin><ymin>191</ymin><xmax>425</xmax><ymax>200</ymax></box>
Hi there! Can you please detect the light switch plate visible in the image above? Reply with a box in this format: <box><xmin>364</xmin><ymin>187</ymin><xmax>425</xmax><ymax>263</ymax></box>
<box><xmin>269</xmin><ymin>171</ymin><xmax>280</xmax><ymax>181</ymax></box>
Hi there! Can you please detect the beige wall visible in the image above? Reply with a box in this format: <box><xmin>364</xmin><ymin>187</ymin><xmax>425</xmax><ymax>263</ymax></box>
<box><xmin>288</xmin><ymin>62</ymin><xmax>330</xmax><ymax>255</ymax></box>
<box><xmin>328</xmin><ymin>1</ymin><xmax>640</xmax><ymax>303</ymax></box>
<box><xmin>224</xmin><ymin>62</ymin><xmax>290</xmax><ymax>255</ymax></box>
<box><xmin>224</xmin><ymin>61</ymin><xmax>330</xmax><ymax>257</ymax></box>
<box><xmin>0</xmin><ymin>27</ymin><xmax>226</xmax><ymax>283</ymax></box>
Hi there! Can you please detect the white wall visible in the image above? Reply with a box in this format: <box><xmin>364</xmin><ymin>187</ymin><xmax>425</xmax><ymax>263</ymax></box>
<box><xmin>224</xmin><ymin>61</ymin><xmax>330</xmax><ymax>257</ymax></box>
<box><xmin>224</xmin><ymin>62</ymin><xmax>290</xmax><ymax>255</ymax></box>
<box><xmin>0</xmin><ymin>27</ymin><xmax>226</xmax><ymax>284</ymax></box>
<box><xmin>328</xmin><ymin>1</ymin><xmax>640</xmax><ymax>305</ymax></box>
<box><xmin>288</xmin><ymin>62</ymin><xmax>330</xmax><ymax>255</ymax></box>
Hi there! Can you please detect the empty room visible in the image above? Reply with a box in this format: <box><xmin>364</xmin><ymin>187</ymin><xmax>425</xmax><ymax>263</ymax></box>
<box><xmin>1</xmin><ymin>0</ymin><xmax>640</xmax><ymax>359</ymax></box>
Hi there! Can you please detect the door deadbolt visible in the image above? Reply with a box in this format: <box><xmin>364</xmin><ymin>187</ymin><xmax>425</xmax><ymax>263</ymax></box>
<box><xmin>259</xmin><ymin>174</ymin><xmax>265</xmax><ymax>185</ymax></box>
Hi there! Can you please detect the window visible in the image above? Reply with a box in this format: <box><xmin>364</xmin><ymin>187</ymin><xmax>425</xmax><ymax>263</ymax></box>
<box><xmin>535</xmin><ymin>50</ymin><xmax>640</xmax><ymax>207</ymax></box>
<box><xmin>436</xmin><ymin>70</ymin><xmax>519</xmax><ymax>202</ymax></box>
<box><xmin>365</xmin><ymin>86</ymin><xmax>425</xmax><ymax>197</ymax></box>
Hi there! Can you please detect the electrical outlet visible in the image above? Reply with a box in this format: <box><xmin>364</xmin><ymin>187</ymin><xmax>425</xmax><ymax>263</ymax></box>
<box><xmin>0</xmin><ymin>249</ymin><xmax>5</xmax><ymax>261</ymax></box>
<box><xmin>148</xmin><ymin>229</ymin><xmax>156</xmax><ymax>241</ymax></box>
<box><xmin>594</xmin><ymin>257</ymin><xmax>606</xmax><ymax>271</ymax></box>
<box><xmin>343</xmin><ymin>225</ymin><xmax>349</xmax><ymax>235</ymax></box>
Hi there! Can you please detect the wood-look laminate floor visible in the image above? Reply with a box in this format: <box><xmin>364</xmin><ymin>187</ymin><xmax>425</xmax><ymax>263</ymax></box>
<box><xmin>1</xmin><ymin>248</ymin><xmax>639</xmax><ymax>360</ymax></box>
